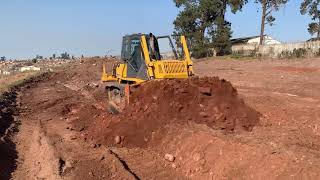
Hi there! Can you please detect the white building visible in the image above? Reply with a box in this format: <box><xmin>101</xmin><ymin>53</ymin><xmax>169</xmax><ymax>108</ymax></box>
<box><xmin>231</xmin><ymin>35</ymin><xmax>281</xmax><ymax>46</ymax></box>
<box><xmin>19</xmin><ymin>66</ymin><xmax>41</xmax><ymax>72</ymax></box>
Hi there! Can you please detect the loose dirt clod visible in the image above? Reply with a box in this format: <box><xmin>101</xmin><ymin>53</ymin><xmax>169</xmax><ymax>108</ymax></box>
<box><xmin>172</xmin><ymin>164</ymin><xmax>177</xmax><ymax>169</ymax></box>
<box><xmin>164</xmin><ymin>154</ymin><xmax>175</xmax><ymax>162</ymax></box>
<box><xmin>193</xmin><ymin>153</ymin><xmax>203</xmax><ymax>162</ymax></box>
<box><xmin>114</xmin><ymin>136</ymin><xmax>121</xmax><ymax>144</ymax></box>
<box><xmin>198</xmin><ymin>87</ymin><xmax>212</xmax><ymax>96</ymax></box>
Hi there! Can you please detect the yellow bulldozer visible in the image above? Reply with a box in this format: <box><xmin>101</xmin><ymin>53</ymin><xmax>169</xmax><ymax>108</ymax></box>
<box><xmin>101</xmin><ymin>33</ymin><xmax>194</xmax><ymax>113</ymax></box>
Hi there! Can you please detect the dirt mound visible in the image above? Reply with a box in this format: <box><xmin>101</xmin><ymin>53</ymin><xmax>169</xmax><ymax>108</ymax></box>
<box><xmin>88</xmin><ymin>77</ymin><xmax>260</xmax><ymax>148</ymax></box>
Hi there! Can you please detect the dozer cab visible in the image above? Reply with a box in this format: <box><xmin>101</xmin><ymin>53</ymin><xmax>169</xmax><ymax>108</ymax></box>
<box><xmin>101</xmin><ymin>33</ymin><xmax>194</xmax><ymax>113</ymax></box>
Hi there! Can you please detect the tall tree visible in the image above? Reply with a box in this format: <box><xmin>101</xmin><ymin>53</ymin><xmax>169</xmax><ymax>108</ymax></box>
<box><xmin>173</xmin><ymin>0</ymin><xmax>247</xmax><ymax>57</ymax></box>
<box><xmin>35</xmin><ymin>55</ymin><xmax>43</xmax><ymax>59</ymax></box>
<box><xmin>173</xmin><ymin>0</ymin><xmax>220</xmax><ymax>58</ymax></box>
<box><xmin>256</xmin><ymin>0</ymin><xmax>288</xmax><ymax>45</ymax></box>
<box><xmin>61</xmin><ymin>52</ymin><xmax>70</xmax><ymax>59</ymax></box>
<box><xmin>218</xmin><ymin>0</ymin><xmax>248</xmax><ymax>23</ymax></box>
<box><xmin>213</xmin><ymin>0</ymin><xmax>247</xmax><ymax>55</ymax></box>
<box><xmin>211</xmin><ymin>20</ymin><xmax>232</xmax><ymax>56</ymax></box>
<box><xmin>300</xmin><ymin>0</ymin><xmax>320</xmax><ymax>38</ymax></box>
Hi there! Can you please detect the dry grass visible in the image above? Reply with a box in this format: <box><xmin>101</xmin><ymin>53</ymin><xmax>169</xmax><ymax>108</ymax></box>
<box><xmin>0</xmin><ymin>72</ymin><xmax>38</xmax><ymax>93</ymax></box>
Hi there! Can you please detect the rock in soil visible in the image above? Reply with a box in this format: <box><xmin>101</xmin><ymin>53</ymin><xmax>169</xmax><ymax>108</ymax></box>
<box><xmin>114</xmin><ymin>136</ymin><xmax>121</xmax><ymax>144</ymax></box>
<box><xmin>164</xmin><ymin>154</ymin><xmax>175</xmax><ymax>162</ymax></box>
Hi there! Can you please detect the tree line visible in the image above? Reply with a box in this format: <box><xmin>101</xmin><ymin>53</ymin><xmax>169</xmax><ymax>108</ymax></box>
<box><xmin>173</xmin><ymin>0</ymin><xmax>320</xmax><ymax>58</ymax></box>
<box><xmin>0</xmin><ymin>52</ymin><xmax>78</xmax><ymax>62</ymax></box>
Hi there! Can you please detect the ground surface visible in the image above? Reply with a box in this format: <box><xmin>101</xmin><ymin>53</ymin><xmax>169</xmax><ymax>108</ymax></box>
<box><xmin>0</xmin><ymin>72</ymin><xmax>37</xmax><ymax>93</ymax></box>
<box><xmin>1</xmin><ymin>57</ymin><xmax>320</xmax><ymax>179</ymax></box>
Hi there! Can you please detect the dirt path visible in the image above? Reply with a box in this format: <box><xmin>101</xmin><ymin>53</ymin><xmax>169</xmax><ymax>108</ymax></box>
<box><xmin>4</xmin><ymin>57</ymin><xmax>320</xmax><ymax>179</ymax></box>
<box><xmin>12</xmin><ymin>83</ymin><xmax>139</xmax><ymax>179</ymax></box>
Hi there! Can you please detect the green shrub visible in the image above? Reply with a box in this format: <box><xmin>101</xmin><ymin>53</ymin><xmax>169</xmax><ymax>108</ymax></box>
<box><xmin>278</xmin><ymin>48</ymin><xmax>307</xmax><ymax>59</ymax></box>
<box><xmin>292</xmin><ymin>48</ymin><xmax>307</xmax><ymax>58</ymax></box>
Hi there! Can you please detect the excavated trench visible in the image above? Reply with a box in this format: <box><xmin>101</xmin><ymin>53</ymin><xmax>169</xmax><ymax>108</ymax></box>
<box><xmin>0</xmin><ymin>73</ymin><xmax>50</xmax><ymax>180</ymax></box>
<box><xmin>0</xmin><ymin>90</ymin><xmax>19</xmax><ymax>180</ymax></box>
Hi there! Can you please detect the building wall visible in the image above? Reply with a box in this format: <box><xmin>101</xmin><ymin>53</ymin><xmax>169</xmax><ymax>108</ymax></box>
<box><xmin>247</xmin><ymin>36</ymin><xmax>281</xmax><ymax>45</ymax></box>
<box><xmin>19</xmin><ymin>66</ymin><xmax>41</xmax><ymax>72</ymax></box>
<box><xmin>232</xmin><ymin>40</ymin><xmax>320</xmax><ymax>58</ymax></box>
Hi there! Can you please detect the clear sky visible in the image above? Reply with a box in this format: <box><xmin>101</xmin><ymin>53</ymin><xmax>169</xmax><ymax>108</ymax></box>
<box><xmin>0</xmin><ymin>0</ymin><xmax>313</xmax><ymax>59</ymax></box>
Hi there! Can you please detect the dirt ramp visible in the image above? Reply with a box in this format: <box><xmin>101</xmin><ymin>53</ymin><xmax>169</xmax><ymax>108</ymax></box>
<box><xmin>89</xmin><ymin>77</ymin><xmax>260</xmax><ymax>147</ymax></box>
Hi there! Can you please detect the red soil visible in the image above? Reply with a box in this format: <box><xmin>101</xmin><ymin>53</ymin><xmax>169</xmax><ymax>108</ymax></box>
<box><xmin>87</xmin><ymin>77</ymin><xmax>260</xmax><ymax>148</ymax></box>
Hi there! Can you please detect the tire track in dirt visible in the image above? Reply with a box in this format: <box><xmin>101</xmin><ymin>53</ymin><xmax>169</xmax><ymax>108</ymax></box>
<box><xmin>108</xmin><ymin>150</ymin><xmax>140</xmax><ymax>179</ymax></box>
<box><xmin>13</xmin><ymin>118</ymin><xmax>62</xmax><ymax>179</ymax></box>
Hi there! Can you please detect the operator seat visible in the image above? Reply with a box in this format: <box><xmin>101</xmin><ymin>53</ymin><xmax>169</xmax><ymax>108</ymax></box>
<box><xmin>149</xmin><ymin>33</ymin><xmax>161</xmax><ymax>60</ymax></box>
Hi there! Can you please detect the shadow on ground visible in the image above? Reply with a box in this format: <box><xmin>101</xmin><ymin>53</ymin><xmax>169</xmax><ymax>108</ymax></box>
<box><xmin>0</xmin><ymin>91</ymin><xmax>19</xmax><ymax>180</ymax></box>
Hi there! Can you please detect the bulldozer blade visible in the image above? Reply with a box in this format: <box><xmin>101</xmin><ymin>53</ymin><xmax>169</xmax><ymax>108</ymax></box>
<box><xmin>108</xmin><ymin>101</ymin><xmax>121</xmax><ymax>114</ymax></box>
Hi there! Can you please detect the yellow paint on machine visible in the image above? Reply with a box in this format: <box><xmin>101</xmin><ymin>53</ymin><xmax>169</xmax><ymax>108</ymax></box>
<box><xmin>101</xmin><ymin>34</ymin><xmax>194</xmax><ymax>84</ymax></box>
